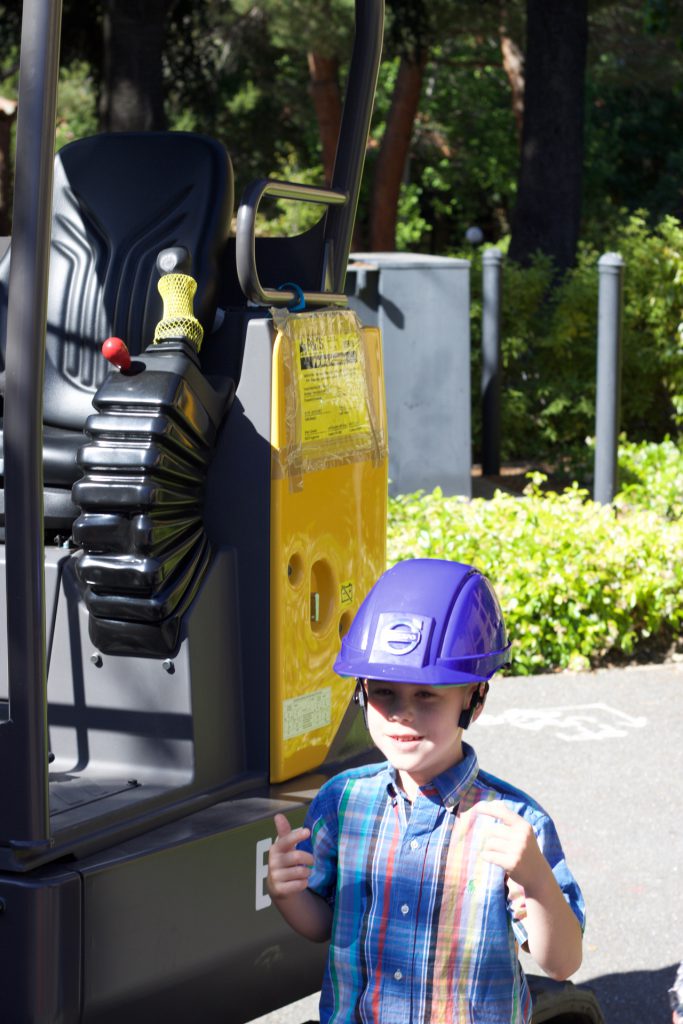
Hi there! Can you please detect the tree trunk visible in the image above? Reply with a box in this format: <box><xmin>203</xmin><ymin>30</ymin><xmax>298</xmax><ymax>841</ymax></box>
<box><xmin>0</xmin><ymin>98</ymin><xmax>17</xmax><ymax>236</ymax></box>
<box><xmin>508</xmin><ymin>0</ymin><xmax>588</xmax><ymax>272</ymax></box>
<box><xmin>498</xmin><ymin>1</ymin><xmax>525</xmax><ymax>145</ymax></box>
<box><xmin>307</xmin><ymin>52</ymin><xmax>342</xmax><ymax>186</ymax></box>
<box><xmin>99</xmin><ymin>0</ymin><xmax>169</xmax><ymax>131</ymax></box>
<box><xmin>369</xmin><ymin>53</ymin><xmax>425</xmax><ymax>252</ymax></box>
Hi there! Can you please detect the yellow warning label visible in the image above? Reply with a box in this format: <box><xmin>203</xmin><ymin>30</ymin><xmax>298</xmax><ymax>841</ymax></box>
<box><xmin>271</xmin><ymin>308</ymin><xmax>387</xmax><ymax>483</ymax></box>
<box><xmin>294</xmin><ymin>320</ymin><xmax>371</xmax><ymax>445</ymax></box>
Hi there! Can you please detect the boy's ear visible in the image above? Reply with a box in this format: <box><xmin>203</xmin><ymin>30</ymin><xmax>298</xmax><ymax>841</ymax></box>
<box><xmin>458</xmin><ymin>682</ymin><xmax>489</xmax><ymax>730</ymax></box>
<box><xmin>471</xmin><ymin>683</ymin><xmax>489</xmax><ymax>724</ymax></box>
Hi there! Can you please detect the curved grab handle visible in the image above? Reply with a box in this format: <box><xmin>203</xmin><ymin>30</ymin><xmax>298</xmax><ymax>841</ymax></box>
<box><xmin>236</xmin><ymin>178</ymin><xmax>348</xmax><ymax>308</ymax></box>
<box><xmin>236</xmin><ymin>0</ymin><xmax>384</xmax><ymax>308</ymax></box>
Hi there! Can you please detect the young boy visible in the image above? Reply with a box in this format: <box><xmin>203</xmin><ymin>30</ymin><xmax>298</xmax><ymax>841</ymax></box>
<box><xmin>268</xmin><ymin>559</ymin><xmax>585</xmax><ymax>1023</ymax></box>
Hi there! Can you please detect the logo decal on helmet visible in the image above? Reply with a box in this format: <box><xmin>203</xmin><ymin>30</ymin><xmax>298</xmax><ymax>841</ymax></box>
<box><xmin>377</xmin><ymin>618</ymin><xmax>424</xmax><ymax>656</ymax></box>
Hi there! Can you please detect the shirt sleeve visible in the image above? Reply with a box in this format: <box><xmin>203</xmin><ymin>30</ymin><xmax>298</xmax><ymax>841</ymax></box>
<box><xmin>509</xmin><ymin>805</ymin><xmax>586</xmax><ymax>947</ymax></box>
<box><xmin>300</xmin><ymin>780</ymin><xmax>340</xmax><ymax>906</ymax></box>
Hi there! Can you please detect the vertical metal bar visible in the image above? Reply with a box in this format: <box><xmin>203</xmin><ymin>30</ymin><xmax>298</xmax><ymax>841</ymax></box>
<box><xmin>481</xmin><ymin>248</ymin><xmax>503</xmax><ymax>476</ymax></box>
<box><xmin>593</xmin><ymin>252</ymin><xmax>624</xmax><ymax>504</ymax></box>
<box><xmin>1</xmin><ymin>0</ymin><xmax>62</xmax><ymax>846</ymax></box>
<box><xmin>325</xmin><ymin>0</ymin><xmax>384</xmax><ymax>294</ymax></box>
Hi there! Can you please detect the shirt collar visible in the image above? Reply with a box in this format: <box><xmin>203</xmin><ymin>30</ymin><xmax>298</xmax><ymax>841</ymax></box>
<box><xmin>383</xmin><ymin>742</ymin><xmax>479</xmax><ymax>809</ymax></box>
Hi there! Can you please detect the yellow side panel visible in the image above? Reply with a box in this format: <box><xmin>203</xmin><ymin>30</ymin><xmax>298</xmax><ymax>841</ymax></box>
<box><xmin>269</xmin><ymin>318</ymin><xmax>387</xmax><ymax>782</ymax></box>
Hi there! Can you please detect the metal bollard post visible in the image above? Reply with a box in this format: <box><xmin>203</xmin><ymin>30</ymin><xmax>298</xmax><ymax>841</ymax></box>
<box><xmin>481</xmin><ymin>248</ymin><xmax>503</xmax><ymax>476</ymax></box>
<box><xmin>593</xmin><ymin>252</ymin><xmax>625</xmax><ymax>504</ymax></box>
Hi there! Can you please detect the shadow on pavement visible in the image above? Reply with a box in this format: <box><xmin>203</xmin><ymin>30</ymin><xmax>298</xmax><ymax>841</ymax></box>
<box><xmin>578</xmin><ymin>963</ymin><xmax>679</xmax><ymax>1024</ymax></box>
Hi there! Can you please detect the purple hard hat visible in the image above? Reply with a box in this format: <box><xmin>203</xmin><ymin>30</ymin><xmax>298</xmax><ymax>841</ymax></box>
<box><xmin>335</xmin><ymin>558</ymin><xmax>511</xmax><ymax>686</ymax></box>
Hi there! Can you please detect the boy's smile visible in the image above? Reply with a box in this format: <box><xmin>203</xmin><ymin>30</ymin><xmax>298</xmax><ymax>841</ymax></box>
<box><xmin>364</xmin><ymin>679</ymin><xmax>479</xmax><ymax>801</ymax></box>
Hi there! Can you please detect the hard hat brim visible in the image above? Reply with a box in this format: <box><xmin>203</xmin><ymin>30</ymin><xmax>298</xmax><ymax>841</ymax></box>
<box><xmin>334</xmin><ymin>653</ymin><xmax>510</xmax><ymax>687</ymax></box>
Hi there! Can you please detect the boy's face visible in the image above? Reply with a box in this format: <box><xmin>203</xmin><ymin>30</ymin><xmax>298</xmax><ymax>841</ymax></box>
<box><xmin>364</xmin><ymin>679</ymin><xmax>480</xmax><ymax>798</ymax></box>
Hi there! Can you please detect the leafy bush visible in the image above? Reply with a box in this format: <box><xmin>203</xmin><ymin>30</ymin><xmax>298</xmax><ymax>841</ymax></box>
<box><xmin>467</xmin><ymin>213</ymin><xmax>683</xmax><ymax>471</ymax></box>
<box><xmin>387</xmin><ymin>444</ymin><xmax>683</xmax><ymax>675</ymax></box>
<box><xmin>614</xmin><ymin>436</ymin><xmax>683</xmax><ymax>520</ymax></box>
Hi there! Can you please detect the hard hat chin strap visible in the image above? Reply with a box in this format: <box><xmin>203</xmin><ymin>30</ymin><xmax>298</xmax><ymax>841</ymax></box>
<box><xmin>458</xmin><ymin>682</ymin><xmax>489</xmax><ymax>730</ymax></box>
<box><xmin>354</xmin><ymin>679</ymin><xmax>369</xmax><ymax>729</ymax></box>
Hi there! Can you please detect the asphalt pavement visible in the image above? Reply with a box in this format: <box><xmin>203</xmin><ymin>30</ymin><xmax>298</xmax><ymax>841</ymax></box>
<box><xmin>246</xmin><ymin>661</ymin><xmax>683</xmax><ymax>1024</ymax></box>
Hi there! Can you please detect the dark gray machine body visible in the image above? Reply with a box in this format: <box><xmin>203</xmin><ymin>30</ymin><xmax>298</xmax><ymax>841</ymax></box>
<box><xmin>0</xmin><ymin>798</ymin><xmax>327</xmax><ymax>1024</ymax></box>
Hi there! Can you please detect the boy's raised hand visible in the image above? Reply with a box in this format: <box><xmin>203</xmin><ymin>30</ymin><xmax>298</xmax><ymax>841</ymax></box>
<box><xmin>471</xmin><ymin>800</ymin><xmax>583</xmax><ymax>980</ymax></box>
<box><xmin>472</xmin><ymin>800</ymin><xmax>549</xmax><ymax>894</ymax></box>
<box><xmin>267</xmin><ymin>813</ymin><xmax>315</xmax><ymax>901</ymax></box>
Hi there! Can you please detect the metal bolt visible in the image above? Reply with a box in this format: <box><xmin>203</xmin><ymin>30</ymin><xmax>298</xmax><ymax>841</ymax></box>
<box><xmin>90</xmin><ymin>653</ymin><xmax>103</xmax><ymax>668</ymax></box>
<box><xmin>162</xmin><ymin>659</ymin><xmax>174</xmax><ymax>674</ymax></box>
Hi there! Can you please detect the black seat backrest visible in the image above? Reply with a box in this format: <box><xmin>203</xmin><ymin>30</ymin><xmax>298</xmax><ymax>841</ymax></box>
<box><xmin>0</xmin><ymin>131</ymin><xmax>233</xmax><ymax>433</ymax></box>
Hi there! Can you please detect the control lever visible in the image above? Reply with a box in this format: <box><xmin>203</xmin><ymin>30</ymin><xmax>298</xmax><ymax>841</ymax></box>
<box><xmin>153</xmin><ymin>246</ymin><xmax>204</xmax><ymax>351</ymax></box>
<box><xmin>101</xmin><ymin>336</ymin><xmax>132</xmax><ymax>372</ymax></box>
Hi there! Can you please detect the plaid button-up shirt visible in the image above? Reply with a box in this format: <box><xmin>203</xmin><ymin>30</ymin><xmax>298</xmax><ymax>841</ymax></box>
<box><xmin>303</xmin><ymin>743</ymin><xmax>585</xmax><ymax>1023</ymax></box>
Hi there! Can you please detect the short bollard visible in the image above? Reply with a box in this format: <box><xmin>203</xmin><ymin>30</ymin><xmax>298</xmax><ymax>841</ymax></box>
<box><xmin>593</xmin><ymin>252</ymin><xmax>625</xmax><ymax>504</ymax></box>
<box><xmin>481</xmin><ymin>248</ymin><xmax>503</xmax><ymax>476</ymax></box>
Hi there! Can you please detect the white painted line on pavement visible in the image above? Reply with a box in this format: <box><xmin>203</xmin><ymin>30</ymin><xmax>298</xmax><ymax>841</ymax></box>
<box><xmin>478</xmin><ymin>703</ymin><xmax>647</xmax><ymax>741</ymax></box>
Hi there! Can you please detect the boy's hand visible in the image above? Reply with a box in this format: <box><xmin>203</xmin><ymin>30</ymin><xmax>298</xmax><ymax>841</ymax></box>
<box><xmin>472</xmin><ymin>800</ymin><xmax>549</xmax><ymax>894</ymax></box>
<box><xmin>267</xmin><ymin>813</ymin><xmax>315</xmax><ymax>901</ymax></box>
<box><xmin>470</xmin><ymin>801</ymin><xmax>583</xmax><ymax>980</ymax></box>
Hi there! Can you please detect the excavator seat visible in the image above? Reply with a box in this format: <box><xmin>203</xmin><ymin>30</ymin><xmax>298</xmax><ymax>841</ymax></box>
<box><xmin>0</xmin><ymin>131</ymin><xmax>233</xmax><ymax>529</ymax></box>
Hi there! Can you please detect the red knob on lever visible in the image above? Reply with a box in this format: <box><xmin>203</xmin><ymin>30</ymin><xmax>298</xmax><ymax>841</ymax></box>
<box><xmin>102</xmin><ymin>336</ymin><xmax>131</xmax><ymax>372</ymax></box>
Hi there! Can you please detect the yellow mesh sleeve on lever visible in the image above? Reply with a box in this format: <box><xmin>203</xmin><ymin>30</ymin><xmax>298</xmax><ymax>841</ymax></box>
<box><xmin>154</xmin><ymin>273</ymin><xmax>204</xmax><ymax>350</ymax></box>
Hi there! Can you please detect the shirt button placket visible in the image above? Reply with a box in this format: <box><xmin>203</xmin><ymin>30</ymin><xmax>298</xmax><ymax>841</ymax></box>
<box><xmin>396</xmin><ymin>834</ymin><xmax>419</xmax><ymax>1016</ymax></box>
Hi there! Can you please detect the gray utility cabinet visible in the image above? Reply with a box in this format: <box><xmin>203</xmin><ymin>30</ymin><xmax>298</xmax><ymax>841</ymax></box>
<box><xmin>346</xmin><ymin>252</ymin><xmax>471</xmax><ymax>497</ymax></box>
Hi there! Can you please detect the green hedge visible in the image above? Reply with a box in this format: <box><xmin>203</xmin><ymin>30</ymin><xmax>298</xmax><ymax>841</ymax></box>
<box><xmin>387</xmin><ymin>442</ymin><xmax>683</xmax><ymax>675</ymax></box>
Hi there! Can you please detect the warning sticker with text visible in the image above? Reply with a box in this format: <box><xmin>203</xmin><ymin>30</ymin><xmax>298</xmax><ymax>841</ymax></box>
<box><xmin>293</xmin><ymin>320</ymin><xmax>371</xmax><ymax>446</ymax></box>
<box><xmin>282</xmin><ymin>687</ymin><xmax>332</xmax><ymax>741</ymax></box>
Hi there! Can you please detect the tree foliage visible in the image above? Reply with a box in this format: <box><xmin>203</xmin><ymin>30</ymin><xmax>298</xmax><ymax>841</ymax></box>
<box><xmin>467</xmin><ymin>212</ymin><xmax>683</xmax><ymax>469</ymax></box>
<box><xmin>2</xmin><ymin>0</ymin><xmax>683</xmax><ymax>247</ymax></box>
